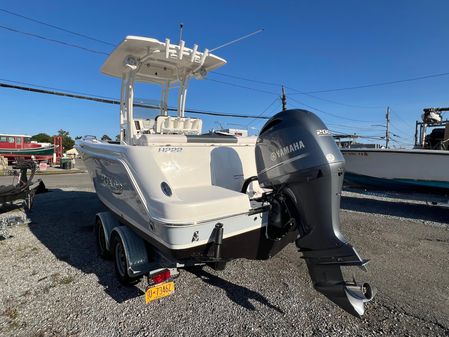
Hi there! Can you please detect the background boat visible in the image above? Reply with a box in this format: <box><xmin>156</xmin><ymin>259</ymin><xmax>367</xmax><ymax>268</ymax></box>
<box><xmin>0</xmin><ymin>133</ymin><xmax>63</xmax><ymax>164</ymax></box>
<box><xmin>341</xmin><ymin>107</ymin><xmax>449</xmax><ymax>194</ymax></box>
<box><xmin>342</xmin><ymin>148</ymin><xmax>449</xmax><ymax>193</ymax></box>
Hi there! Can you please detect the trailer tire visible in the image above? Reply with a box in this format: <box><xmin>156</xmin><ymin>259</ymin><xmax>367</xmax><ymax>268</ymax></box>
<box><xmin>112</xmin><ymin>234</ymin><xmax>141</xmax><ymax>285</ymax></box>
<box><xmin>95</xmin><ymin>218</ymin><xmax>111</xmax><ymax>259</ymax></box>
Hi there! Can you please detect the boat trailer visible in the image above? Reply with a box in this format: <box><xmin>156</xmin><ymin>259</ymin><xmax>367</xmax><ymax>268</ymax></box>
<box><xmin>0</xmin><ymin>160</ymin><xmax>44</xmax><ymax>210</ymax></box>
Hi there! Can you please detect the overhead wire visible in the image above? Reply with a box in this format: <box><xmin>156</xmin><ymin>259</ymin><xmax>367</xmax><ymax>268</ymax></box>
<box><xmin>0</xmin><ymin>9</ymin><xmax>431</xmax><ymax>144</ymax></box>
<box><xmin>0</xmin><ymin>80</ymin><xmax>271</xmax><ymax>120</ymax></box>
<box><xmin>0</xmin><ymin>7</ymin><xmax>115</xmax><ymax>46</ymax></box>
<box><xmin>326</xmin><ymin>123</ymin><xmax>387</xmax><ymax>132</ymax></box>
<box><xmin>389</xmin><ymin>123</ymin><xmax>410</xmax><ymax>136</ymax></box>
<box><xmin>210</xmin><ymin>72</ymin><xmax>383</xmax><ymax>109</ymax></box>
<box><xmin>0</xmin><ymin>24</ymin><xmax>109</xmax><ymax>55</ymax></box>
<box><xmin>246</xmin><ymin>97</ymin><xmax>280</xmax><ymax>127</ymax></box>
<box><xmin>205</xmin><ymin>78</ymin><xmax>278</xmax><ymax>96</ymax></box>
<box><xmin>297</xmin><ymin>71</ymin><xmax>449</xmax><ymax>94</ymax></box>
<box><xmin>0</xmin><ymin>77</ymin><xmax>117</xmax><ymax>101</ymax></box>
<box><xmin>391</xmin><ymin>110</ymin><xmax>415</xmax><ymax>129</ymax></box>
<box><xmin>2</xmin><ymin>8</ymin><xmax>448</xmax><ymax>99</ymax></box>
<box><xmin>295</xmin><ymin>92</ymin><xmax>384</xmax><ymax>109</ymax></box>
<box><xmin>205</xmin><ymin>78</ymin><xmax>383</xmax><ymax>123</ymax></box>
<box><xmin>329</xmin><ymin>130</ymin><xmax>385</xmax><ymax>140</ymax></box>
<box><xmin>287</xmin><ymin>96</ymin><xmax>381</xmax><ymax>123</ymax></box>
<box><xmin>0</xmin><ymin>19</ymin><xmax>385</xmax><ymax>125</ymax></box>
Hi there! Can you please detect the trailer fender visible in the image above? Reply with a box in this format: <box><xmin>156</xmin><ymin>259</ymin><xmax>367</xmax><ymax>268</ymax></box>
<box><xmin>111</xmin><ymin>226</ymin><xmax>151</xmax><ymax>277</ymax></box>
<box><xmin>96</xmin><ymin>212</ymin><xmax>121</xmax><ymax>252</ymax></box>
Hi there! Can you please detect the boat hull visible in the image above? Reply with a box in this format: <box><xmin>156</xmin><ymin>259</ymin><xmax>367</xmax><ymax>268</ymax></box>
<box><xmin>342</xmin><ymin>148</ymin><xmax>449</xmax><ymax>193</ymax></box>
<box><xmin>0</xmin><ymin>146</ymin><xmax>54</xmax><ymax>156</ymax></box>
<box><xmin>77</xmin><ymin>139</ymin><xmax>296</xmax><ymax>263</ymax></box>
<box><xmin>119</xmin><ymin>212</ymin><xmax>296</xmax><ymax>263</ymax></box>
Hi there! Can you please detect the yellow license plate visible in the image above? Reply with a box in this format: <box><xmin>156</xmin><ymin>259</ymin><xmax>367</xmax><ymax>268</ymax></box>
<box><xmin>145</xmin><ymin>281</ymin><xmax>175</xmax><ymax>303</ymax></box>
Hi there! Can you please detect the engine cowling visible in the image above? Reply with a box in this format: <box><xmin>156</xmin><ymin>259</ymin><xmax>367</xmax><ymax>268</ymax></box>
<box><xmin>255</xmin><ymin>109</ymin><xmax>375</xmax><ymax>317</ymax></box>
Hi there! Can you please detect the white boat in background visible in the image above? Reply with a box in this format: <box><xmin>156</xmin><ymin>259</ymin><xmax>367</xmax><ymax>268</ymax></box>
<box><xmin>76</xmin><ymin>36</ymin><xmax>374</xmax><ymax>316</ymax></box>
<box><xmin>342</xmin><ymin>148</ymin><xmax>449</xmax><ymax>192</ymax></box>
<box><xmin>341</xmin><ymin>107</ymin><xmax>449</xmax><ymax>193</ymax></box>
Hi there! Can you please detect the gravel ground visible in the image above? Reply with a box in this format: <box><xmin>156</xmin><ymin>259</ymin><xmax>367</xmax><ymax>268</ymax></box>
<box><xmin>0</xmin><ymin>173</ymin><xmax>448</xmax><ymax>337</ymax></box>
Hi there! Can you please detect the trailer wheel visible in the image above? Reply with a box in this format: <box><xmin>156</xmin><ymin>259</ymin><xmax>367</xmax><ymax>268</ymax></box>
<box><xmin>112</xmin><ymin>235</ymin><xmax>141</xmax><ymax>285</ymax></box>
<box><xmin>95</xmin><ymin>218</ymin><xmax>111</xmax><ymax>259</ymax></box>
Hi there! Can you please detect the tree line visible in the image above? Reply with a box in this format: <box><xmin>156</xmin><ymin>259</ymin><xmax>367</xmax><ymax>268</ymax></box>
<box><xmin>31</xmin><ymin>131</ymin><xmax>118</xmax><ymax>151</ymax></box>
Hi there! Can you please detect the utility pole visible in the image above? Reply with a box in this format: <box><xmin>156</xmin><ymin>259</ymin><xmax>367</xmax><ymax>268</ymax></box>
<box><xmin>385</xmin><ymin>106</ymin><xmax>391</xmax><ymax>148</ymax></box>
<box><xmin>281</xmin><ymin>86</ymin><xmax>287</xmax><ymax>111</ymax></box>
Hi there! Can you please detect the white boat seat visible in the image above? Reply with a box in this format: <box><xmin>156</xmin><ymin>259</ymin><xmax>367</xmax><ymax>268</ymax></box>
<box><xmin>155</xmin><ymin>116</ymin><xmax>202</xmax><ymax>135</ymax></box>
<box><xmin>154</xmin><ymin>185</ymin><xmax>251</xmax><ymax>224</ymax></box>
<box><xmin>137</xmin><ymin>134</ymin><xmax>188</xmax><ymax>145</ymax></box>
<box><xmin>134</xmin><ymin>119</ymin><xmax>155</xmax><ymax>134</ymax></box>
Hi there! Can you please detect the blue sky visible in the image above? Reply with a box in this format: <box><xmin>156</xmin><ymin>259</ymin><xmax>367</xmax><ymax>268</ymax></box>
<box><xmin>1</xmin><ymin>1</ymin><xmax>449</xmax><ymax>147</ymax></box>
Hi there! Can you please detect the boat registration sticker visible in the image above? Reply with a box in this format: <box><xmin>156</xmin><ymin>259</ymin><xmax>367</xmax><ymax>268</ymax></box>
<box><xmin>145</xmin><ymin>281</ymin><xmax>175</xmax><ymax>303</ymax></box>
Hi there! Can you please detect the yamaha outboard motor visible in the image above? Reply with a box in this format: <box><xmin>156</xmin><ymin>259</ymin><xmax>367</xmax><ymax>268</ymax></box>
<box><xmin>255</xmin><ymin>109</ymin><xmax>375</xmax><ymax>317</ymax></box>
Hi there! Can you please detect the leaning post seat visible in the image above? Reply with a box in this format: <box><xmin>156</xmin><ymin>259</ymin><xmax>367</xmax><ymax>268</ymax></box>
<box><xmin>155</xmin><ymin>116</ymin><xmax>203</xmax><ymax>135</ymax></box>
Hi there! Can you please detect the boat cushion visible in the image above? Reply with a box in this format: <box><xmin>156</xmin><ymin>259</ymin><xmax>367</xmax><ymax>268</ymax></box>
<box><xmin>155</xmin><ymin>185</ymin><xmax>251</xmax><ymax>224</ymax></box>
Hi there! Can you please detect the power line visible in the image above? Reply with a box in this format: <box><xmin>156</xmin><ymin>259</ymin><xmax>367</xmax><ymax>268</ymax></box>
<box><xmin>326</xmin><ymin>123</ymin><xmax>388</xmax><ymax>132</ymax></box>
<box><xmin>0</xmin><ymin>78</ymin><xmax>117</xmax><ymax>101</ymax></box>
<box><xmin>287</xmin><ymin>96</ymin><xmax>380</xmax><ymax>123</ymax></box>
<box><xmin>0</xmin><ymin>24</ymin><xmax>109</xmax><ymax>55</ymax></box>
<box><xmin>210</xmin><ymin>72</ymin><xmax>382</xmax><ymax>109</ymax></box>
<box><xmin>293</xmin><ymin>71</ymin><xmax>449</xmax><ymax>94</ymax></box>
<box><xmin>206</xmin><ymin>77</ymin><xmax>383</xmax><ymax>123</ymax></box>
<box><xmin>294</xmin><ymin>92</ymin><xmax>384</xmax><ymax>109</ymax></box>
<box><xmin>329</xmin><ymin>130</ymin><xmax>385</xmax><ymax>140</ymax></box>
<box><xmin>0</xmin><ymin>13</ymin><xmax>426</xmax><ymax>130</ymax></box>
<box><xmin>205</xmin><ymin>78</ymin><xmax>278</xmax><ymax>95</ymax></box>
<box><xmin>0</xmin><ymin>81</ymin><xmax>271</xmax><ymax>120</ymax></box>
<box><xmin>391</xmin><ymin>110</ymin><xmax>415</xmax><ymax>129</ymax></box>
<box><xmin>389</xmin><ymin>123</ymin><xmax>409</xmax><ymax>136</ymax></box>
<box><xmin>0</xmin><ymin>8</ymin><xmax>114</xmax><ymax>46</ymax></box>
<box><xmin>2</xmin><ymin>7</ymin><xmax>448</xmax><ymax>99</ymax></box>
<box><xmin>212</xmin><ymin>69</ymin><xmax>449</xmax><ymax>95</ymax></box>
<box><xmin>212</xmin><ymin>71</ymin><xmax>283</xmax><ymax>87</ymax></box>
<box><xmin>246</xmin><ymin>97</ymin><xmax>280</xmax><ymax>127</ymax></box>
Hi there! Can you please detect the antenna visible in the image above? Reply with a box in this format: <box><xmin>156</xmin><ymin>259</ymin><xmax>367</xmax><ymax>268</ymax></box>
<box><xmin>210</xmin><ymin>28</ymin><xmax>264</xmax><ymax>52</ymax></box>
<box><xmin>281</xmin><ymin>86</ymin><xmax>287</xmax><ymax>111</ymax></box>
<box><xmin>179</xmin><ymin>23</ymin><xmax>184</xmax><ymax>43</ymax></box>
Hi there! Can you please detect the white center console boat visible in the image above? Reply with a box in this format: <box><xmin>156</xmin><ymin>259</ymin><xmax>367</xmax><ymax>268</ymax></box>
<box><xmin>76</xmin><ymin>36</ymin><xmax>375</xmax><ymax>316</ymax></box>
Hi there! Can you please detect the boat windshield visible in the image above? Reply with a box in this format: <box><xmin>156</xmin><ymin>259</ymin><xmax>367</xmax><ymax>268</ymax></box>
<box><xmin>133</xmin><ymin>98</ymin><xmax>161</xmax><ymax>120</ymax></box>
<box><xmin>24</xmin><ymin>137</ymin><xmax>31</xmax><ymax>143</ymax></box>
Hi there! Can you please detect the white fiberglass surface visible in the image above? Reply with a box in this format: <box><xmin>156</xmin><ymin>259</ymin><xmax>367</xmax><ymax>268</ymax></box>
<box><xmin>80</xmin><ymin>139</ymin><xmax>258</xmax><ymax>225</ymax></box>
<box><xmin>101</xmin><ymin>36</ymin><xmax>227</xmax><ymax>83</ymax></box>
<box><xmin>343</xmin><ymin>149</ymin><xmax>449</xmax><ymax>181</ymax></box>
<box><xmin>128</xmin><ymin>143</ymin><xmax>256</xmax><ymax>224</ymax></box>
